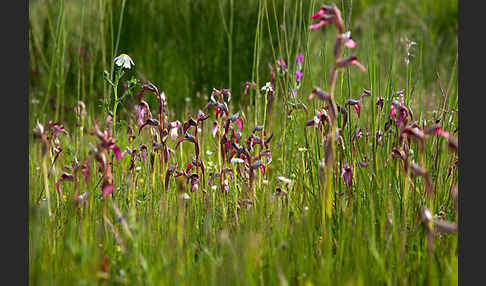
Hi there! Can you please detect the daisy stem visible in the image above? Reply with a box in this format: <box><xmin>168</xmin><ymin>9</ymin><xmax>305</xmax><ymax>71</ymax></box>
<box><xmin>112</xmin><ymin>70</ymin><xmax>120</xmax><ymax>136</ymax></box>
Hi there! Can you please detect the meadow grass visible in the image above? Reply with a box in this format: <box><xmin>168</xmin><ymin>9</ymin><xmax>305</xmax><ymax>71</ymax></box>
<box><xmin>29</xmin><ymin>0</ymin><xmax>458</xmax><ymax>285</ymax></box>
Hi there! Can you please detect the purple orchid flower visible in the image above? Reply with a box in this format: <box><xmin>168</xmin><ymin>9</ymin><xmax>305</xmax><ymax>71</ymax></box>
<box><xmin>336</xmin><ymin>56</ymin><xmax>367</xmax><ymax>72</ymax></box>
<box><xmin>341</xmin><ymin>31</ymin><xmax>357</xmax><ymax>48</ymax></box>
<box><xmin>289</xmin><ymin>89</ymin><xmax>298</xmax><ymax>99</ymax></box>
<box><xmin>135</xmin><ymin>101</ymin><xmax>152</xmax><ymax>127</ymax></box>
<box><xmin>277</xmin><ymin>58</ymin><xmax>287</xmax><ymax>70</ymax></box>
<box><xmin>102</xmin><ymin>180</ymin><xmax>114</xmax><ymax>199</ymax></box>
<box><xmin>168</xmin><ymin>121</ymin><xmax>182</xmax><ymax>141</ymax></box>
<box><xmin>346</xmin><ymin>98</ymin><xmax>361</xmax><ymax>118</ymax></box>
<box><xmin>341</xmin><ymin>160</ymin><xmax>353</xmax><ymax>188</ymax></box>
<box><xmin>309</xmin><ymin>4</ymin><xmax>344</xmax><ymax>33</ymax></box>
<box><xmin>92</xmin><ymin>119</ymin><xmax>122</xmax><ymax>162</ymax></box>
<box><xmin>295</xmin><ymin>71</ymin><xmax>303</xmax><ymax>83</ymax></box>
<box><xmin>176</xmin><ymin>133</ymin><xmax>199</xmax><ymax>157</ymax></box>
<box><xmin>228</xmin><ymin>112</ymin><xmax>243</xmax><ymax>132</ymax></box>
<box><xmin>55</xmin><ymin>173</ymin><xmax>74</xmax><ymax>196</ymax></box>
<box><xmin>296</xmin><ymin>52</ymin><xmax>304</xmax><ymax>64</ymax></box>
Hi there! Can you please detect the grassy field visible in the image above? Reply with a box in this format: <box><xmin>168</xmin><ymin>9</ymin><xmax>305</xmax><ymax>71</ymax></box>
<box><xmin>29</xmin><ymin>0</ymin><xmax>458</xmax><ymax>285</ymax></box>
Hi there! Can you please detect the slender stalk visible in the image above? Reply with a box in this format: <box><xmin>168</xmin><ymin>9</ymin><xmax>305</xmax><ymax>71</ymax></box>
<box><xmin>263</xmin><ymin>90</ymin><xmax>269</xmax><ymax>135</ymax></box>
<box><xmin>322</xmin><ymin>56</ymin><xmax>340</xmax><ymax>231</ymax></box>
<box><xmin>42</xmin><ymin>153</ymin><xmax>52</xmax><ymax>217</ymax></box>
<box><xmin>112</xmin><ymin>69</ymin><xmax>121</xmax><ymax>136</ymax></box>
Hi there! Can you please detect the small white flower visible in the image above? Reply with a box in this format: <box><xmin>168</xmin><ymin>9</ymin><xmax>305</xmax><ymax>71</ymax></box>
<box><xmin>182</xmin><ymin>193</ymin><xmax>190</xmax><ymax>200</ymax></box>
<box><xmin>277</xmin><ymin>176</ymin><xmax>292</xmax><ymax>184</ymax></box>
<box><xmin>298</xmin><ymin>147</ymin><xmax>307</xmax><ymax>152</ymax></box>
<box><xmin>261</xmin><ymin>82</ymin><xmax>273</xmax><ymax>93</ymax></box>
<box><xmin>206</xmin><ymin>150</ymin><xmax>213</xmax><ymax>156</ymax></box>
<box><xmin>230</xmin><ymin>158</ymin><xmax>245</xmax><ymax>164</ymax></box>
<box><xmin>262</xmin><ymin>180</ymin><xmax>269</xmax><ymax>185</ymax></box>
<box><xmin>78</xmin><ymin>191</ymin><xmax>88</xmax><ymax>201</ymax></box>
<box><xmin>185</xmin><ymin>97</ymin><xmax>192</xmax><ymax>103</ymax></box>
<box><xmin>135</xmin><ymin>166</ymin><xmax>142</xmax><ymax>172</ymax></box>
<box><xmin>114</xmin><ymin>54</ymin><xmax>134</xmax><ymax>69</ymax></box>
<box><xmin>304</xmin><ymin>206</ymin><xmax>309</xmax><ymax>211</ymax></box>
<box><xmin>211</xmin><ymin>185</ymin><xmax>218</xmax><ymax>191</ymax></box>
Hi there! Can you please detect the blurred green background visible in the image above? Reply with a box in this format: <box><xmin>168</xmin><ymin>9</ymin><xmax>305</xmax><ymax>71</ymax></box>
<box><xmin>29</xmin><ymin>0</ymin><xmax>457</xmax><ymax>123</ymax></box>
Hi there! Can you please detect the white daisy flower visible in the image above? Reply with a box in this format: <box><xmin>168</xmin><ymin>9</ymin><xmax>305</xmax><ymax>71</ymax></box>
<box><xmin>114</xmin><ymin>53</ymin><xmax>134</xmax><ymax>69</ymax></box>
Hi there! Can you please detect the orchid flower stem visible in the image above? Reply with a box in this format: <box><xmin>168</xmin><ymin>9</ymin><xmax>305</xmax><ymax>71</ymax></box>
<box><xmin>322</xmin><ymin>61</ymin><xmax>339</xmax><ymax>232</ymax></box>
<box><xmin>42</xmin><ymin>154</ymin><xmax>52</xmax><ymax>217</ymax></box>
<box><xmin>200</xmin><ymin>122</ymin><xmax>206</xmax><ymax>187</ymax></box>
<box><xmin>195</xmin><ymin>128</ymin><xmax>200</xmax><ymax>184</ymax></box>
<box><xmin>217</xmin><ymin>117</ymin><xmax>224</xmax><ymax>194</ymax></box>
<box><xmin>401</xmin><ymin>166</ymin><xmax>410</xmax><ymax>258</ymax></box>
<box><xmin>421</xmin><ymin>145</ymin><xmax>435</xmax><ymax>225</ymax></box>
<box><xmin>152</xmin><ymin>155</ymin><xmax>157</xmax><ymax>198</ymax></box>
<box><xmin>262</xmin><ymin>90</ymin><xmax>269</xmax><ymax>183</ymax></box>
